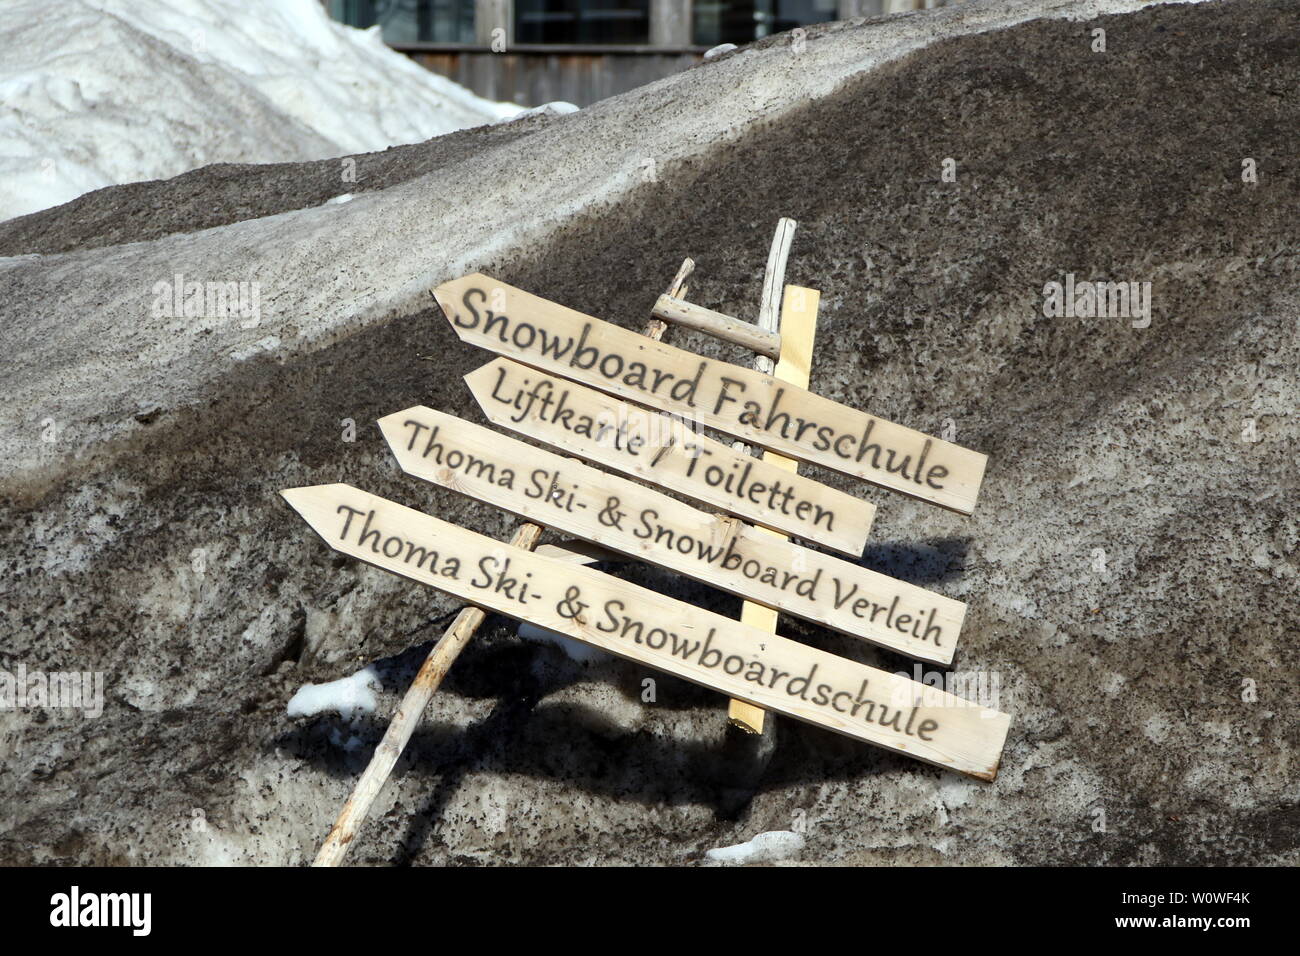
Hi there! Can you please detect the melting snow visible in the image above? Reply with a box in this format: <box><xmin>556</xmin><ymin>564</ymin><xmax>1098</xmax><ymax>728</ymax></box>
<box><xmin>706</xmin><ymin>830</ymin><xmax>805</xmax><ymax>864</ymax></box>
<box><xmin>286</xmin><ymin>665</ymin><xmax>381</xmax><ymax>721</ymax></box>
<box><xmin>0</xmin><ymin>0</ymin><xmax>525</xmax><ymax>221</ymax></box>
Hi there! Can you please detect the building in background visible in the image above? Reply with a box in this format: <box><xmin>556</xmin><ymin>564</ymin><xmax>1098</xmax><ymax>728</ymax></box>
<box><xmin>326</xmin><ymin>0</ymin><xmax>955</xmax><ymax>107</ymax></box>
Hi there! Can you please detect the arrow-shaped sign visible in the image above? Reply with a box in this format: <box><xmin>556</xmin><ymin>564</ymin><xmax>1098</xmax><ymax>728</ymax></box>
<box><xmin>433</xmin><ymin>273</ymin><xmax>988</xmax><ymax>514</ymax></box>
<box><xmin>281</xmin><ymin>483</ymin><xmax>1011</xmax><ymax>780</ymax></box>
<box><xmin>465</xmin><ymin>358</ymin><xmax>876</xmax><ymax>557</ymax></box>
<box><xmin>380</xmin><ymin>406</ymin><xmax>965</xmax><ymax>665</ymax></box>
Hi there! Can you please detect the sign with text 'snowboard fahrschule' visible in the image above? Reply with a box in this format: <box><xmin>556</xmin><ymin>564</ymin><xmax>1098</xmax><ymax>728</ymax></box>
<box><xmin>434</xmin><ymin>273</ymin><xmax>988</xmax><ymax>514</ymax></box>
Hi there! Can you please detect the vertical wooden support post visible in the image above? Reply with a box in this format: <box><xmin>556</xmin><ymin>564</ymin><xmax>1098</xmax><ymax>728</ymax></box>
<box><xmin>650</xmin><ymin>0</ymin><xmax>693</xmax><ymax>47</ymax></box>
<box><xmin>727</xmin><ymin>283</ymin><xmax>820</xmax><ymax>734</ymax></box>
<box><xmin>726</xmin><ymin>217</ymin><xmax>800</xmax><ymax>733</ymax></box>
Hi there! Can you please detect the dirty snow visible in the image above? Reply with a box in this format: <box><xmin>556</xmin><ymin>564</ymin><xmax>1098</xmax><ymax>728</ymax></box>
<box><xmin>0</xmin><ymin>0</ymin><xmax>524</xmax><ymax>221</ymax></box>
<box><xmin>518</xmin><ymin>622</ymin><xmax>608</xmax><ymax>664</ymax></box>
<box><xmin>706</xmin><ymin>830</ymin><xmax>805</xmax><ymax>864</ymax></box>
<box><xmin>499</xmin><ymin>101</ymin><xmax>580</xmax><ymax>123</ymax></box>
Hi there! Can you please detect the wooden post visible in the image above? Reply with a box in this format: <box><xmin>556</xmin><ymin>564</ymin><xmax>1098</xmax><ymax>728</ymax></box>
<box><xmin>727</xmin><ymin>283</ymin><xmax>820</xmax><ymax>734</ymax></box>
<box><xmin>312</xmin><ymin>258</ymin><xmax>694</xmax><ymax>867</ymax></box>
<box><xmin>652</xmin><ymin>296</ymin><xmax>782</xmax><ymax>361</ymax></box>
<box><xmin>727</xmin><ymin>217</ymin><xmax>798</xmax><ymax>735</ymax></box>
<box><xmin>474</xmin><ymin>0</ymin><xmax>513</xmax><ymax>47</ymax></box>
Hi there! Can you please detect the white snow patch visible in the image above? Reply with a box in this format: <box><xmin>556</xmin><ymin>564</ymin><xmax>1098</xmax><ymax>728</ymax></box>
<box><xmin>706</xmin><ymin>830</ymin><xmax>805</xmax><ymax>864</ymax></box>
<box><xmin>0</xmin><ymin>0</ymin><xmax>524</xmax><ymax>221</ymax></box>
<box><xmin>499</xmin><ymin>101</ymin><xmax>580</xmax><ymax>123</ymax></box>
<box><xmin>325</xmin><ymin>193</ymin><xmax>355</xmax><ymax>205</ymax></box>
<box><xmin>938</xmin><ymin>778</ymin><xmax>976</xmax><ymax>810</ymax></box>
<box><xmin>287</xmin><ymin>665</ymin><xmax>381</xmax><ymax>721</ymax></box>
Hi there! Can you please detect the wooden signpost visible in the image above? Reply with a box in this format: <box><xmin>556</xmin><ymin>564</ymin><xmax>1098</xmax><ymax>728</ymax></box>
<box><xmin>379</xmin><ymin>405</ymin><xmax>964</xmax><ymax>664</ymax></box>
<box><xmin>289</xmin><ymin>224</ymin><xmax>1011</xmax><ymax>867</ymax></box>
<box><xmin>434</xmin><ymin>273</ymin><xmax>989</xmax><ymax>514</ymax></box>
<box><xmin>727</xmin><ymin>280</ymin><xmax>819</xmax><ymax>734</ymax></box>
<box><xmin>282</xmin><ymin>484</ymin><xmax>1010</xmax><ymax>780</ymax></box>
<box><xmin>464</xmin><ymin>358</ymin><xmax>876</xmax><ymax>557</ymax></box>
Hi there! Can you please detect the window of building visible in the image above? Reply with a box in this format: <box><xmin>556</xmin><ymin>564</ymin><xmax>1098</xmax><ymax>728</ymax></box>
<box><xmin>328</xmin><ymin>0</ymin><xmax>840</xmax><ymax>48</ymax></box>
<box><xmin>328</xmin><ymin>0</ymin><xmax>476</xmax><ymax>44</ymax></box>
<box><xmin>694</xmin><ymin>0</ymin><xmax>838</xmax><ymax>47</ymax></box>
<box><xmin>514</xmin><ymin>0</ymin><xmax>651</xmax><ymax>45</ymax></box>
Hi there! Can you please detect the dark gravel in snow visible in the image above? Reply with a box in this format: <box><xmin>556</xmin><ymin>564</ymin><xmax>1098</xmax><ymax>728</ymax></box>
<box><xmin>1</xmin><ymin>0</ymin><xmax>1296</xmax><ymax>866</ymax></box>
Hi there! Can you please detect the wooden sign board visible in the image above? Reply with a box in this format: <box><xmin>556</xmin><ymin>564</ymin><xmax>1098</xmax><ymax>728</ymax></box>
<box><xmin>380</xmin><ymin>407</ymin><xmax>965</xmax><ymax>665</ymax></box>
<box><xmin>281</xmin><ymin>483</ymin><xmax>1011</xmax><ymax>780</ymax></box>
<box><xmin>465</xmin><ymin>358</ymin><xmax>876</xmax><ymax>557</ymax></box>
<box><xmin>434</xmin><ymin>273</ymin><xmax>988</xmax><ymax>514</ymax></box>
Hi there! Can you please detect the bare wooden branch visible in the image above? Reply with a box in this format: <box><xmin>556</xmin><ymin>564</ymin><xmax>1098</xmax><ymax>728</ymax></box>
<box><xmin>642</xmin><ymin>257</ymin><xmax>694</xmax><ymax>343</ymax></box>
<box><xmin>312</xmin><ymin>521</ymin><xmax>539</xmax><ymax>867</ymax></box>
<box><xmin>652</xmin><ymin>295</ymin><xmax>781</xmax><ymax>360</ymax></box>
<box><xmin>758</xmin><ymin>217</ymin><xmax>797</xmax><ymax>352</ymax></box>
<box><xmin>729</xmin><ymin>218</ymin><xmax>794</xmax><ymax>458</ymax></box>
<box><xmin>729</xmin><ymin>217</ymin><xmax>798</xmax><ymax>734</ymax></box>
<box><xmin>312</xmin><ymin>258</ymin><xmax>696</xmax><ymax>866</ymax></box>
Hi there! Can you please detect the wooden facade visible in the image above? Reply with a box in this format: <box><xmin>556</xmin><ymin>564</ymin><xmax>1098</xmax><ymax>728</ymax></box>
<box><xmin>383</xmin><ymin>0</ymin><xmax>957</xmax><ymax>107</ymax></box>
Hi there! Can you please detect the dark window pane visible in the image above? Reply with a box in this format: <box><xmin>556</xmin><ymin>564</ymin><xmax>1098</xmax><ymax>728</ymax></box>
<box><xmin>773</xmin><ymin>0</ymin><xmax>839</xmax><ymax>34</ymax></box>
<box><xmin>515</xmin><ymin>0</ymin><xmax>650</xmax><ymax>45</ymax></box>
<box><xmin>328</xmin><ymin>0</ymin><xmax>476</xmax><ymax>44</ymax></box>
<box><xmin>694</xmin><ymin>0</ymin><xmax>837</xmax><ymax>46</ymax></box>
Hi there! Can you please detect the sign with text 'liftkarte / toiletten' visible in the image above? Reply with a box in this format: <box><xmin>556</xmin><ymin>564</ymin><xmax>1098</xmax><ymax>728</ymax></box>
<box><xmin>465</xmin><ymin>358</ymin><xmax>876</xmax><ymax>557</ymax></box>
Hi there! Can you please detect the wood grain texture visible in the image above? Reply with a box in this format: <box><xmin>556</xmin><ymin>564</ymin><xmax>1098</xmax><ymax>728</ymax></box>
<box><xmin>652</xmin><ymin>294</ymin><xmax>782</xmax><ymax>361</ymax></box>
<box><xmin>464</xmin><ymin>358</ymin><xmax>876</xmax><ymax>557</ymax></box>
<box><xmin>434</xmin><ymin>272</ymin><xmax>988</xmax><ymax>514</ymax></box>
<box><xmin>730</xmin><ymin>282</ymin><xmax>819</xmax><ymax>733</ymax></box>
<box><xmin>380</xmin><ymin>405</ymin><xmax>961</xmax><ymax>664</ymax></box>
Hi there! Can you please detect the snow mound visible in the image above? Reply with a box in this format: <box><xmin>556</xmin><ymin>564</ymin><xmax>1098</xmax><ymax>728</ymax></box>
<box><xmin>0</xmin><ymin>0</ymin><xmax>524</xmax><ymax>221</ymax></box>
<box><xmin>706</xmin><ymin>830</ymin><xmax>805</xmax><ymax>864</ymax></box>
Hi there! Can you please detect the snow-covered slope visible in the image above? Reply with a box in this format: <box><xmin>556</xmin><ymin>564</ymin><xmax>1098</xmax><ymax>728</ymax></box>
<box><xmin>0</xmin><ymin>0</ymin><xmax>523</xmax><ymax>221</ymax></box>
<box><xmin>9</xmin><ymin>0</ymin><xmax>1292</xmax><ymax>869</ymax></box>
